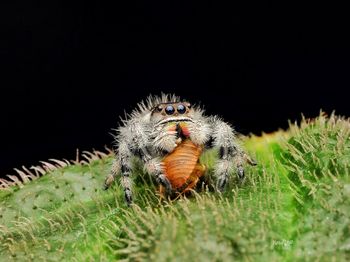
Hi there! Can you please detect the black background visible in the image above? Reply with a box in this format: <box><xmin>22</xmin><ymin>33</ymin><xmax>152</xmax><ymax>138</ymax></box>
<box><xmin>1</xmin><ymin>1</ymin><xmax>349</xmax><ymax>177</ymax></box>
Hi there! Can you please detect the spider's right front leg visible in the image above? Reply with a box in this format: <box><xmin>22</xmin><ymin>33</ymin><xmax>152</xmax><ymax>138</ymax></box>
<box><xmin>143</xmin><ymin>157</ymin><xmax>173</xmax><ymax>198</ymax></box>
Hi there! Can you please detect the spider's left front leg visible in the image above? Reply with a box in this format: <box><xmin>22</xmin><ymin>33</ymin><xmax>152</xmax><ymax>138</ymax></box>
<box><xmin>210</xmin><ymin>117</ymin><xmax>256</xmax><ymax>192</ymax></box>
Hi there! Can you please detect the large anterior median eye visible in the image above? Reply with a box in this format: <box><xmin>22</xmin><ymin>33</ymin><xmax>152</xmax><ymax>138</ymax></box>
<box><xmin>177</xmin><ymin>104</ymin><xmax>186</xmax><ymax>114</ymax></box>
<box><xmin>165</xmin><ymin>105</ymin><xmax>175</xmax><ymax>115</ymax></box>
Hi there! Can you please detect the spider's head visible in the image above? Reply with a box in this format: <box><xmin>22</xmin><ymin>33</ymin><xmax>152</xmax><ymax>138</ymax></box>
<box><xmin>150</xmin><ymin>101</ymin><xmax>193</xmax><ymax>125</ymax></box>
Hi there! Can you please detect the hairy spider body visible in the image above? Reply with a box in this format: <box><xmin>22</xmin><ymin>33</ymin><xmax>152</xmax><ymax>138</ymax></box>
<box><xmin>103</xmin><ymin>94</ymin><xmax>256</xmax><ymax>206</ymax></box>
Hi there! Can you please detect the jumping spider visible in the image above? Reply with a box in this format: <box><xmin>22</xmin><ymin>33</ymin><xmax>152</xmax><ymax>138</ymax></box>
<box><xmin>103</xmin><ymin>94</ymin><xmax>256</xmax><ymax>205</ymax></box>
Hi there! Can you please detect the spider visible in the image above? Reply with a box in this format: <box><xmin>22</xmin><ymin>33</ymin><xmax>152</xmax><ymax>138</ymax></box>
<box><xmin>103</xmin><ymin>94</ymin><xmax>256</xmax><ymax>205</ymax></box>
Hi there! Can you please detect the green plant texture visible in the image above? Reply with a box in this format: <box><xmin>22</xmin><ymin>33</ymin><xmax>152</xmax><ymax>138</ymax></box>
<box><xmin>0</xmin><ymin>113</ymin><xmax>349</xmax><ymax>261</ymax></box>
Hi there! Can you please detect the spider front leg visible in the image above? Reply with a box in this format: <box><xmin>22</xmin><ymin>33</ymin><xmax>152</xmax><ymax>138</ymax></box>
<box><xmin>134</xmin><ymin>144</ymin><xmax>173</xmax><ymax>198</ymax></box>
<box><xmin>216</xmin><ymin>150</ymin><xmax>246</xmax><ymax>191</ymax></box>
<box><xmin>210</xmin><ymin>117</ymin><xmax>256</xmax><ymax>192</ymax></box>
<box><xmin>143</xmin><ymin>157</ymin><xmax>173</xmax><ymax>197</ymax></box>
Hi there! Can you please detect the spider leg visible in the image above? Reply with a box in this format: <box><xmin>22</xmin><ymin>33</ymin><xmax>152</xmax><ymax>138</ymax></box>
<box><xmin>103</xmin><ymin>140</ymin><xmax>134</xmax><ymax>206</ymax></box>
<box><xmin>143</xmin><ymin>157</ymin><xmax>173</xmax><ymax>197</ymax></box>
<box><xmin>106</xmin><ymin>115</ymin><xmax>157</xmax><ymax>206</ymax></box>
<box><xmin>134</xmin><ymin>142</ymin><xmax>173</xmax><ymax>197</ymax></box>
<box><xmin>118</xmin><ymin>142</ymin><xmax>134</xmax><ymax>205</ymax></box>
<box><xmin>103</xmin><ymin>159</ymin><xmax>120</xmax><ymax>190</ymax></box>
<box><xmin>208</xmin><ymin>117</ymin><xmax>256</xmax><ymax>192</ymax></box>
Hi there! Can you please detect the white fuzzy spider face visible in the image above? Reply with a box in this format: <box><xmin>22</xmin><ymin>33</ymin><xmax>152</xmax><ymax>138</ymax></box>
<box><xmin>150</xmin><ymin>101</ymin><xmax>193</xmax><ymax>126</ymax></box>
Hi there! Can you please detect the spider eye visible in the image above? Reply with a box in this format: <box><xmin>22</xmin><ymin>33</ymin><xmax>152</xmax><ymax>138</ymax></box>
<box><xmin>165</xmin><ymin>105</ymin><xmax>175</xmax><ymax>115</ymax></box>
<box><xmin>177</xmin><ymin>104</ymin><xmax>186</xmax><ymax>114</ymax></box>
<box><xmin>156</xmin><ymin>105</ymin><xmax>163</xmax><ymax>112</ymax></box>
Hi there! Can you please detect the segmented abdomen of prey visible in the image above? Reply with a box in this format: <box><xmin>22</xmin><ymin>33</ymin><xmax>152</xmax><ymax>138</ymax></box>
<box><xmin>162</xmin><ymin>139</ymin><xmax>205</xmax><ymax>192</ymax></box>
